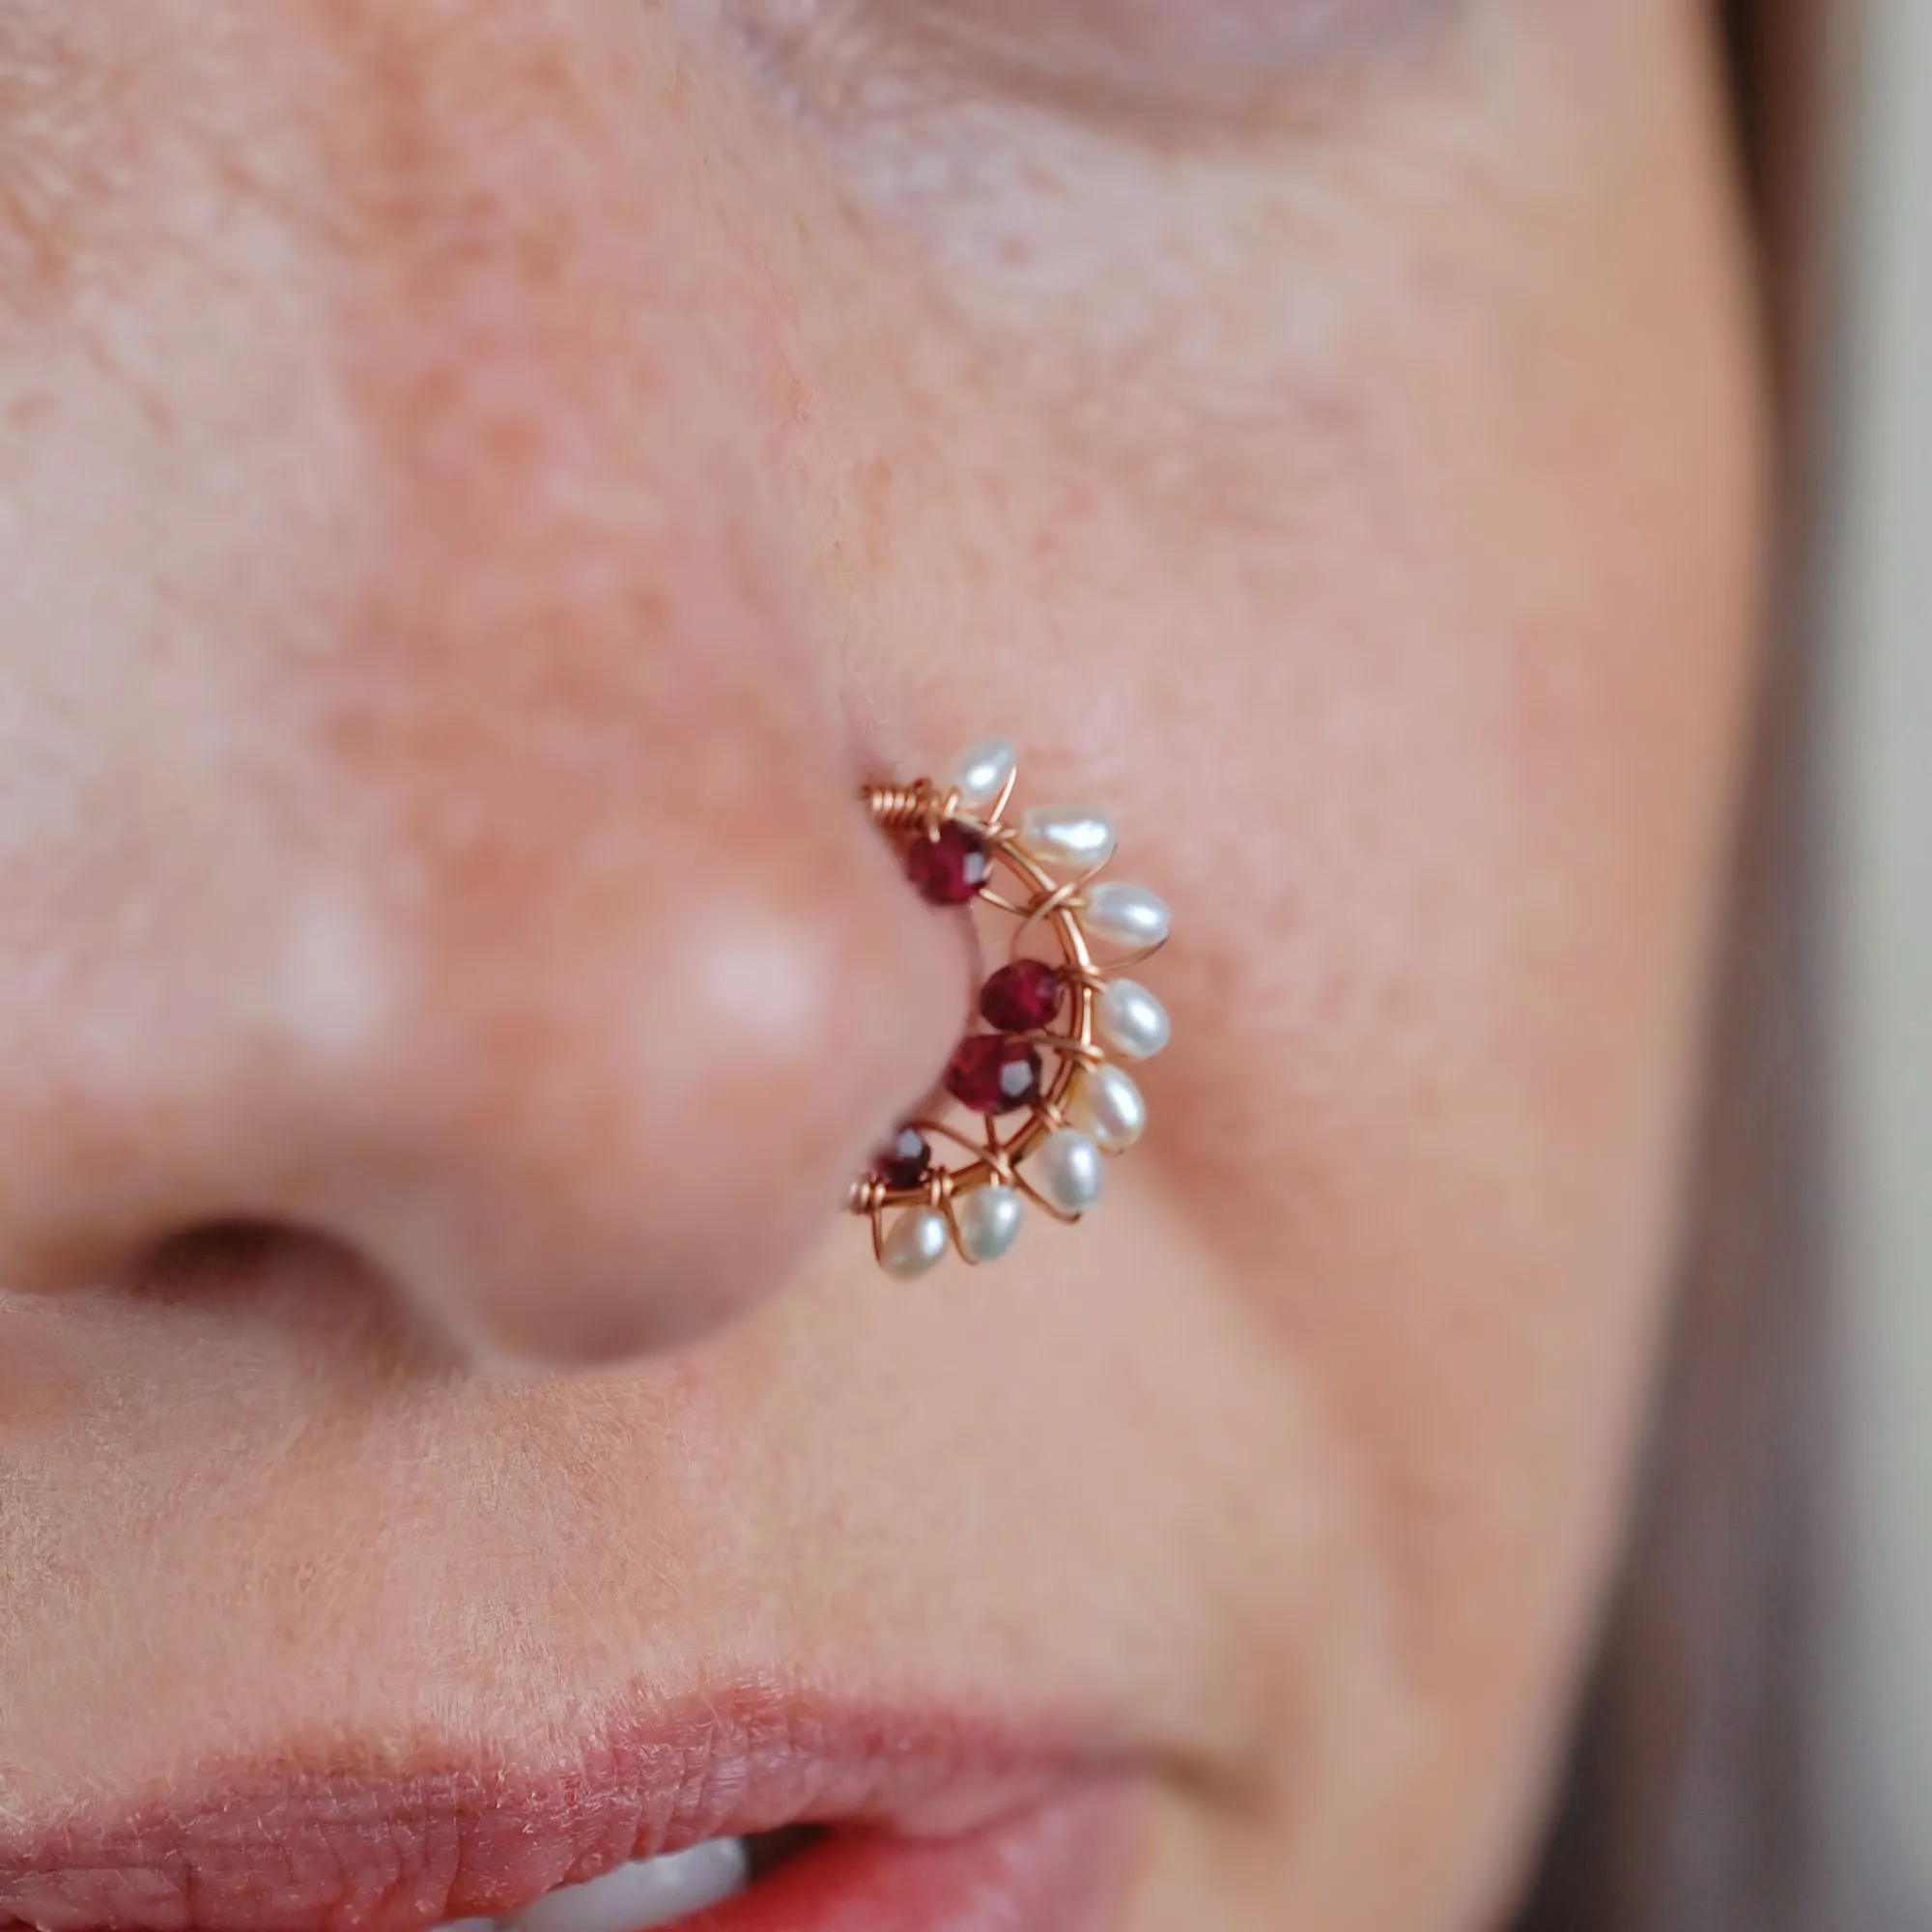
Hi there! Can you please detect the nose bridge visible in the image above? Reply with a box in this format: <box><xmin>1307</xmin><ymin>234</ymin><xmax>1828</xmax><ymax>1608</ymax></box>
<box><xmin>290</xmin><ymin>0</ymin><xmax>867</xmax><ymax>1072</ymax></box>
<box><xmin>294</xmin><ymin>0</ymin><xmax>873</xmax><ymax>1222</ymax></box>
<box><xmin>310</xmin><ymin>0</ymin><xmax>821</xmax><ymax>846</ymax></box>
<box><xmin>0</xmin><ymin>3</ymin><xmax>970</xmax><ymax>1362</ymax></box>
<box><xmin>319</xmin><ymin>0</ymin><xmax>679</xmax><ymax>285</ymax></box>
<box><xmin>330</xmin><ymin>0</ymin><xmax>749</xmax><ymax>620</ymax></box>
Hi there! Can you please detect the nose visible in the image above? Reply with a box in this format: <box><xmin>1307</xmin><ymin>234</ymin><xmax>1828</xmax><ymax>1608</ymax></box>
<box><xmin>0</xmin><ymin>3</ymin><xmax>967</xmax><ymax>1365</ymax></box>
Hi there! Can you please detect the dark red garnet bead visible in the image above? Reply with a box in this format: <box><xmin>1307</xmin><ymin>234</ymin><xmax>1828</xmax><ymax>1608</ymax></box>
<box><xmin>904</xmin><ymin>824</ymin><xmax>991</xmax><ymax>906</ymax></box>
<box><xmin>979</xmin><ymin>959</ymin><xmax>1065</xmax><ymax>1035</ymax></box>
<box><xmin>945</xmin><ymin>1035</ymin><xmax>1043</xmax><ymax>1116</ymax></box>
<box><xmin>874</xmin><ymin>1124</ymin><xmax>932</xmax><ymax>1192</ymax></box>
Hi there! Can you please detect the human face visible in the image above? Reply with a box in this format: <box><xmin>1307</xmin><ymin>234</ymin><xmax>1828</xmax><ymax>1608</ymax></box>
<box><xmin>0</xmin><ymin>4</ymin><xmax>1761</xmax><ymax>1929</ymax></box>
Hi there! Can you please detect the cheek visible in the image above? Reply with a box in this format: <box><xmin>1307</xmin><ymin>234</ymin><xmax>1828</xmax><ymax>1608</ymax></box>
<box><xmin>771</xmin><ymin>0</ymin><xmax>1762</xmax><ymax>1881</ymax></box>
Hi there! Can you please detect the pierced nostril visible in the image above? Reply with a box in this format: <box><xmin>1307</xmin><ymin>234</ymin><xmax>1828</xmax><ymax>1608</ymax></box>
<box><xmin>136</xmin><ymin>1220</ymin><xmax>295</xmax><ymax>1303</ymax></box>
<box><xmin>0</xmin><ymin>732</ymin><xmax>976</xmax><ymax>1370</ymax></box>
<box><xmin>136</xmin><ymin>1218</ymin><xmax>353</xmax><ymax>1310</ymax></box>
<box><xmin>130</xmin><ymin>1218</ymin><xmax>461</xmax><ymax>1366</ymax></box>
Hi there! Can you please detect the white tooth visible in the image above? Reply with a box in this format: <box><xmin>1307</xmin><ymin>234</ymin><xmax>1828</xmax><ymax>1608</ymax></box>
<box><xmin>509</xmin><ymin>1840</ymin><xmax>752</xmax><ymax>1932</ymax></box>
<box><xmin>432</xmin><ymin>1920</ymin><xmax>498</xmax><ymax>1932</ymax></box>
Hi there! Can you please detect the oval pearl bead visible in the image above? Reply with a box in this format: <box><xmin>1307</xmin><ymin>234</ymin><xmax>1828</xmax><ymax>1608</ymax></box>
<box><xmin>1069</xmin><ymin>1064</ymin><xmax>1147</xmax><ymax>1151</ymax></box>
<box><xmin>1027</xmin><ymin>1128</ymin><xmax>1106</xmax><ymax>1216</ymax></box>
<box><xmin>880</xmin><ymin>1206</ymin><xmax>952</xmax><ymax>1280</ymax></box>
<box><xmin>1097</xmin><ymin>979</ymin><xmax>1171</xmax><ymax>1060</ymax></box>
<box><xmin>1083</xmin><ymin>881</ymin><xmax>1170</xmax><ymax>950</ymax></box>
<box><xmin>1018</xmin><ymin>805</ymin><xmax>1116</xmax><ymax>870</ymax></box>
<box><xmin>956</xmin><ymin>1185</ymin><xmax>1026</xmax><ymax>1263</ymax></box>
<box><xmin>952</xmin><ymin>737</ymin><xmax>1016</xmax><ymax>813</ymax></box>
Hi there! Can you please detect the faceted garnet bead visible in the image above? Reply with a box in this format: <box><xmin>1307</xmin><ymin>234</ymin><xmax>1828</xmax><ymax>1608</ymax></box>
<box><xmin>945</xmin><ymin>1035</ymin><xmax>1043</xmax><ymax>1115</ymax></box>
<box><xmin>979</xmin><ymin>959</ymin><xmax>1065</xmax><ymax>1035</ymax></box>
<box><xmin>874</xmin><ymin>1125</ymin><xmax>932</xmax><ymax>1192</ymax></box>
<box><xmin>904</xmin><ymin>824</ymin><xmax>991</xmax><ymax>906</ymax></box>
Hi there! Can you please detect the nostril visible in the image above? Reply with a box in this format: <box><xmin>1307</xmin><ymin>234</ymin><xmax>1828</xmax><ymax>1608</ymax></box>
<box><xmin>0</xmin><ymin>736</ymin><xmax>979</xmax><ymax>1369</ymax></box>
<box><xmin>130</xmin><ymin>1218</ymin><xmax>456</xmax><ymax>1367</ymax></box>
<box><xmin>137</xmin><ymin>1220</ymin><xmax>310</xmax><ymax>1303</ymax></box>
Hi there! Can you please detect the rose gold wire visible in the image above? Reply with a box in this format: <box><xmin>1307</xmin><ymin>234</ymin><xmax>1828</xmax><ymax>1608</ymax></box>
<box><xmin>855</xmin><ymin>770</ymin><xmax>1163</xmax><ymax>1243</ymax></box>
<box><xmin>974</xmin><ymin>890</ymin><xmax>1033</xmax><ymax>920</ymax></box>
<box><xmin>987</xmin><ymin>763</ymin><xmax>1019</xmax><ymax>828</ymax></box>
<box><xmin>866</xmin><ymin>780</ymin><xmax>962</xmax><ymax>838</ymax></box>
<box><xmin>938</xmin><ymin>1186</ymin><xmax>978</xmax><ymax>1266</ymax></box>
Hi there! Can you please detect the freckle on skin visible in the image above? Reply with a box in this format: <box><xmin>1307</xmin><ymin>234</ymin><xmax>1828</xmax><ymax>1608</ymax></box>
<box><xmin>0</xmin><ymin>6</ymin><xmax>133</xmax><ymax>309</ymax></box>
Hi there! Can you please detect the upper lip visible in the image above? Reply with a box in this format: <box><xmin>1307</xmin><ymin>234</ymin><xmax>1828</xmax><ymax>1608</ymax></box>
<box><xmin>0</xmin><ymin>1683</ymin><xmax>1099</xmax><ymax>1932</ymax></box>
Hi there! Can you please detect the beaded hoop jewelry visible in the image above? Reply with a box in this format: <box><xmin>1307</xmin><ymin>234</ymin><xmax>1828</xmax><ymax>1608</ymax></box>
<box><xmin>849</xmin><ymin>738</ymin><xmax>1172</xmax><ymax>1276</ymax></box>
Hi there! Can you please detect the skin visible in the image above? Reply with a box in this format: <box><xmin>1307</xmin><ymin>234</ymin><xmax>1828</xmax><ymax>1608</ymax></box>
<box><xmin>0</xmin><ymin>2</ymin><xmax>1762</xmax><ymax>1928</ymax></box>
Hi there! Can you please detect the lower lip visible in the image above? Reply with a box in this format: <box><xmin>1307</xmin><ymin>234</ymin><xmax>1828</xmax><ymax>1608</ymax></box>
<box><xmin>689</xmin><ymin>1790</ymin><xmax>1128</xmax><ymax>1932</ymax></box>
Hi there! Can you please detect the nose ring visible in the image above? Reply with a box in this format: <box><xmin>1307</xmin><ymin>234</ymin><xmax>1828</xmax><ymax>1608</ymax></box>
<box><xmin>850</xmin><ymin>738</ymin><xmax>1172</xmax><ymax>1276</ymax></box>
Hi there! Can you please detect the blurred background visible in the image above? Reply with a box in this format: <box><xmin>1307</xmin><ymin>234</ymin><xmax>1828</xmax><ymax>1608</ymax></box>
<box><xmin>1830</xmin><ymin>0</ymin><xmax>1932</xmax><ymax>1924</ymax></box>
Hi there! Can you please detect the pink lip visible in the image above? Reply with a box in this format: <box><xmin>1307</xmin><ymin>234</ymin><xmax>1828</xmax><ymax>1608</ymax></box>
<box><xmin>0</xmin><ymin>1688</ymin><xmax>1131</xmax><ymax>1932</ymax></box>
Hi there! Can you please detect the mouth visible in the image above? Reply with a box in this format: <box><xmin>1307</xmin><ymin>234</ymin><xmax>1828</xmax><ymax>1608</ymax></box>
<box><xmin>0</xmin><ymin>1689</ymin><xmax>1130</xmax><ymax>1932</ymax></box>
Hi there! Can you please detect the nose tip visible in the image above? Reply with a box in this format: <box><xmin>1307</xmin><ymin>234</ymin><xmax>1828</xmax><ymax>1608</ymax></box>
<box><xmin>365</xmin><ymin>824</ymin><xmax>970</xmax><ymax>1368</ymax></box>
<box><xmin>0</xmin><ymin>759</ymin><xmax>968</xmax><ymax>1370</ymax></box>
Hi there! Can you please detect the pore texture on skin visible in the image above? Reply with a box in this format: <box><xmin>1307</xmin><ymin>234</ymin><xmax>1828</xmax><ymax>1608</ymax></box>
<box><xmin>0</xmin><ymin>4</ymin><xmax>1762</xmax><ymax>1930</ymax></box>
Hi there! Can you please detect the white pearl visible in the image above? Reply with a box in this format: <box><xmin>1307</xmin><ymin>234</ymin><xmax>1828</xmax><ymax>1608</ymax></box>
<box><xmin>1097</xmin><ymin>979</ymin><xmax>1171</xmax><ymax>1060</ymax></box>
<box><xmin>1018</xmin><ymin>804</ymin><xmax>1116</xmax><ymax>870</ymax></box>
<box><xmin>956</xmin><ymin>1185</ymin><xmax>1026</xmax><ymax>1262</ymax></box>
<box><xmin>1083</xmin><ymin>881</ymin><xmax>1171</xmax><ymax>950</ymax></box>
<box><xmin>880</xmin><ymin>1206</ymin><xmax>951</xmax><ymax>1279</ymax></box>
<box><xmin>951</xmin><ymin>737</ymin><xmax>1016</xmax><ymax>812</ymax></box>
<box><xmin>1068</xmin><ymin>1064</ymin><xmax>1147</xmax><ymax>1151</ymax></box>
<box><xmin>1027</xmin><ymin>1128</ymin><xmax>1105</xmax><ymax>1215</ymax></box>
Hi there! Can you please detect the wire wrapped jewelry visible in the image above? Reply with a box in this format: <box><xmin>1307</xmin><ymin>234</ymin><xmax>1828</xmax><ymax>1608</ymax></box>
<box><xmin>850</xmin><ymin>737</ymin><xmax>1172</xmax><ymax>1276</ymax></box>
